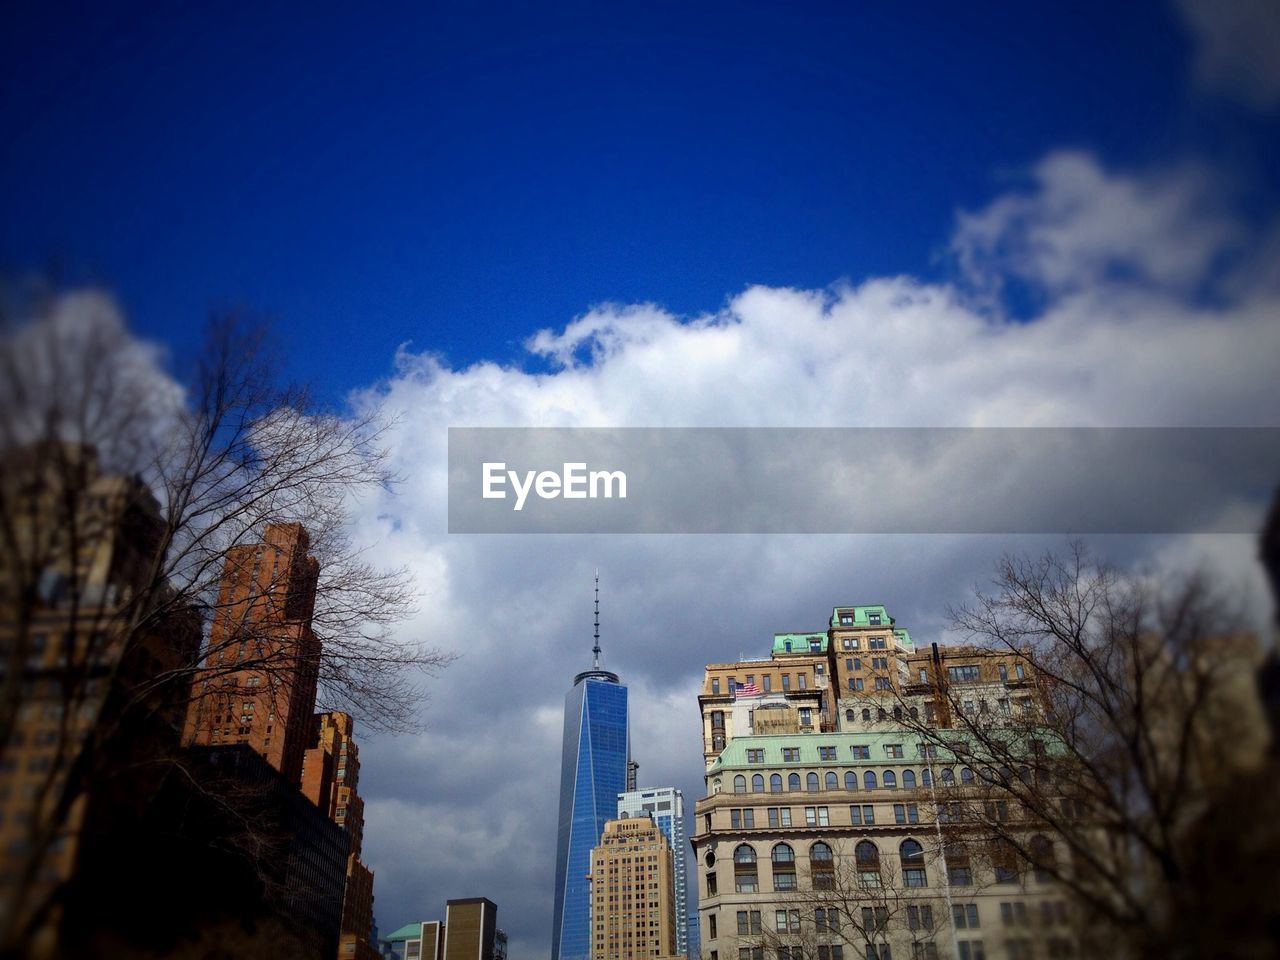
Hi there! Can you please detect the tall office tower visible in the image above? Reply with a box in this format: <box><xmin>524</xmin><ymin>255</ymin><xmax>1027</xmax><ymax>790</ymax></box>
<box><xmin>444</xmin><ymin>898</ymin><xmax>501</xmax><ymax>960</ymax></box>
<box><xmin>552</xmin><ymin>576</ymin><xmax>630</xmax><ymax>960</ymax></box>
<box><xmin>617</xmin><ymin>788</ymin><xmax>688</xmax><ymax>958</ymax></box>
<box><xmin>300</xmin><ymin>711</ymin><xmax>379</xmax><ymax>960</ymax></box>
<box><xmin>589</xmin><ymin>818</ymin><xmax>678</xmax><ymax>960</ymax></box>
<box><xmin>183</xmin><ymin>522</ymin><xmax>322</xmax><ymax>783</ymax></box>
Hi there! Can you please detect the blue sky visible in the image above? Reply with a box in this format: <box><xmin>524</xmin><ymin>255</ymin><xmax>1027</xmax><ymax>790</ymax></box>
<box><xmin>5</xmin><ymin>1</ymin><xmax>1276</xmax><ymax>400</ymax></box>
<box><xmin>8</xmin><ymin>3</ymin><xmax>1280</xmax><ymax>956</ymax></box>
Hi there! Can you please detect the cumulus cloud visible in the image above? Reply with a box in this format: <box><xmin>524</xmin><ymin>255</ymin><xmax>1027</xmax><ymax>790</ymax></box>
<box><xmin>344</xmin><ymin>150</ymin><xmax>1280</xmax><ymax>956</ymax></box>
<box><xmin>1176</xmin><ymin>0</ymin><xmax>1280</xmax><ymax>109</ymax></box>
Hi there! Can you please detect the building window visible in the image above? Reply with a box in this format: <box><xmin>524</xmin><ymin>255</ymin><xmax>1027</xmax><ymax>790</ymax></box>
<box><xmin>875</xmin><ymin>677</ymin><xmax>893</xmax><ymax>691</ymax></box>
<box><xmin>883</xmin><ymin>771</ymin><xmax>897</xmax><ymax>789</ymax></box>
<box><xmin>708</xmin><ymin>915</ymin><xmax>717</xmax><ymax>939</ymax></box>
<box><xmin>783</xmin><ymin>748</ymin><xmax>801</xmax><ymax>762</ymax></box>
<box><xmin>771</xmin><ymin>843</ymin><xmax>796</xmax><ymax>890</ymax></box>
<box><xmin>948</xmin><ymin>665</ymin><xmax>981</xmax><ymax>683</ymax></box>
<box><xmin>804</xmin><ymin>806</ymin><xmax>829</xmax><ymax>826</ymax></box>
<box><xmin>798</xmin><ymin>674</ymin><xmax>807</xmax><ymax>690</ymax></box>
<box><xmin>763</xmin><ymin>675</ymin><xmax>772</xmax><ymax>692</ymax></box>
<box><xmin>810</xmin><ymin>841</ymin><xmax>834</xmax><ymax>888</ymax></box>
<box><xmin>900</xmin><ymin>839</ymin><xmax>927</xmax><ymax>887</ymax></box>
<box><xmin>734</xmin><ymin>775</ymin><xmax>747</xmax><ymax>793</ymax></box>
<box><xmin>952</xmin><ymin>904</ymin><xmax>980</xmax><ymax>929</ymax></box>
<box><xmin>782</xmin><ymin>674</ymin><xmax>791</xmax><ymax>691</ymax></box>
<box><xmin>752</xmin><ymin>774</ymin><xmax>765</xmax><ymax>792</ymax></box>
<box><xmin>956</xmin><ymin>942</ymin><xmax>985</xmax><ymax>960</ymax></box>
<box><xmin>770</xmin><ymin>773</ymin><xmax>783</xmax><ymax>792</ymax></box>
<box><xmin>789</xmin><ymin>773</ymin><xmax>801</xmax><ymax>791</ymax></box>
<box><xmin>733</xmin><ymin>845</ymin><xmax>758</xmax><ymax>892</ymax></box>
<box><xmin>902</xmin><ymin>770</ymin><xmax>917</xmax><ymax>789</ymax></box>
<box><xmin>893</xmin><ymin>803</ymin><xmax>919</xmax><ymax>824</ymax></box>
<box><xmin>998</xmin><ymin>664</ymin><xmax>1008</xmax><ymax>682</ymax></box>
<box><xmin>747</xmin><ymin>749</ymin><xmax>765</xmax><ymax>763</ymax></box>
<box><xmin>844</xmin><ymin>771</ymin><xmax>857</xmax><ymax>790</ymax></box>
<box><xmin>854</xmin><ymin>840</ymin><xmax>879</xmax><ymax>887</ymax></box>
<box><xmin>851</xmin><ymin>745</ymin><xmax>870</xmax><ymax>759</ymax></box>
<box><xmin>825</xmin><ymin>771</ymin><xmax>838</xmax><ymax>790</ymax></box>
<box><xmin>819</xmin><ymin>746</ymin><xmax>837</xmax><ymax>760</ymax></box>
<box><xmin>712</xmin><ymin>678</ymin><xmax>721</xmax><ymax>694</ymax></box>
<box><xmin>776</xmin><ymin>909</ymin><xmax>801</xmax><ymax>933</ymax></box>
<box><xmin>737</xmin><ymin>910</ymin><xmax>762</xmax><ymax>935</ymax></box>
<box><xmin>815</xmin><ymin>907</ymin><xmax>840</xmax><ymax>933</ymax></box>
<box><xmin>885</xmin><ymin>744</ymin><xmax>904</xmax><ymax>759</ymax></box>
<box><xmin>864</xmin><ymin>771</ymin><xmax>877</xmax><ymax>789</ymax></box>
<box><xmin>706</xmin><ymin>872</ymin><xmax>717</xmax><ymax>895</ymax></box>
<box><xmin>906</xmin><ymin>905</ymin><xmax>933</xmax><ymax>932</ymax></box>
<box><xmin>799</xmin><ymin>708</ymin><xmax>812</xmax><ymax>725</ymax></box>
<box><xmin>807</xmin><ymin>772</ymin><xmax>820</xmax><ymax>792</ymax></box>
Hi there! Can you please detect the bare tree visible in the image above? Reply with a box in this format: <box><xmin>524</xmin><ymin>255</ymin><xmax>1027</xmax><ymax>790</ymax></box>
<box><xmin>877</xmin><ymin>542</ymin><xmax>1277</xmax><ymax>959</ymax></box>
<box><xmin>0</xmin><ymin>289</ymin><xmax>452</xmax><ymax>954</ymax></box>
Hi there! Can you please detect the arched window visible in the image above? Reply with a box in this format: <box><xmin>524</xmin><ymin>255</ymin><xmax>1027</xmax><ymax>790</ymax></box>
<box><xmin>877</xmin><ymin>708</ymin><xmax>887</xmax><ymax>720</ymax></box>
<box><xmin>883</xmin><ymin>771</ymin><xmax>897</xmax><ymax>789</ymax></box>
<box><xmin>921</xmin><ymin>769</ymin><xmax>932</xmax><ymax>787</ymax></box>
<box><xmin>1000</xmin><ymin>766</ymin><xmax>1014</xmax><ymax>783</ymax></box>
<box><xmin>909</xmin><ymin>706</ymin><xmax>919</xmax><ymax>720</ymax></box>
<box><xmin>825</xmin><ymin>771</ymin><xmax>838</xmax><ymax>791</ymax></box>
<box><xmin>845</xmin><ymin>709</ymin><xmax>855</xmax><ymax>722</ymax></box>
<box><xmin>807</xmin><ymin>772</ymin><xmax>819</xmax><ymax>792</ymax></box>
<box><xmin>772</xmin><ymin>843</ymin><xmax>797</xmax><ymax>890</ymax></box>
<box><xmin>861</xmin><ymin>708</ymin><xmax>871</xmax><ymax>721</ymax></box>
<box><xmin>734</xmin><ymin>844</ymin><xmax>758</xmax><ymax>893</ymax></box>
<box><xmin>941</xmin><ymin>768</ymin><xmax>955</xmax><ymax>785</ymax></box>
<box><xmin>713</xmin><ymin>779</ymin><xmax>722</xmax><ymax>794</ymax></box>
<box><xmin>844</xmin><ymin>771</ymin><xmax>857</xmax><ymax>791</ymax></box>
<box><xmin>1018</xmin><ymin>766</ymin><xmax>1032</xmax><ymax>784</ymax></box>
<box><xmin>1029</xmin><ymin>834</ymin><xmax>1056</xmax><ymax>884</ymax></box>
<box><xmin>734</xmin><ymin>775</ymin><xmax>747</xmax><ymax>793</ymax></box>
<box><xmin>752</xmin><ymin>774</ymin><xmax>764</xmax><ymax>792</ymax></box>
<box><xmin>810</xmin><ymin>842</ymin><xmax>834</xmax><ymax>889</ymax></box>
<box><xmin>788</xmin><ymin>773</ymin><xmax>801</xmax><ymax>791</ymax></box>
<box><xmin>893</xmin><ymin>706</ymin><xmax>903</xmax><ymax>720</ymax></box>
<box><xmin>864</xmin><ymin>771</ymin><xmax>878</xmax><ymax>790</ymax></box>
<box><xmin>902</xmin><ymin>770</ymin><xmax>917</xmax><ymax>789</ymax></box>
<box><xmin>991</xmin><ymin>838</ymin><xmax>1019</xmax><ymax>884</ymax></box>
<box><xmin>770</xmin><ymin>773</ymin><xmax>783</xmax><ymax>793</ymax></box>
<box><xmin>980</xmin><ymin>767</ymin><xmax>996</xmax><ymax>784</ymax></box>
<box><xmin>960</xmin><ymin>767</ymin><xmax>974</xmax><ymax>784</ymax></box>
<box><xmin>900</xmin><ymin>839</ymin><xmax>927</xmax><ymax>887</ymax></box>
<box><xmin>855</xmin><ymin>840</ymin><xmax>880</xmax><ymax>887</ymax></box>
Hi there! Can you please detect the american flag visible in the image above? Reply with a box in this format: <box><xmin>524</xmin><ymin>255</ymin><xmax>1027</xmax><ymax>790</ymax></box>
<box><xmin>736</xmin><ymin>680</ymin><xmax>760</xmax><ymax>697</ymax></box>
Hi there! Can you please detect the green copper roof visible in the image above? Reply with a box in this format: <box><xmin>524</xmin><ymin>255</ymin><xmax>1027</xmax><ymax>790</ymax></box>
<box><xmin>772</xmin><ymin>632</ymin><xmax>828</xmax><ymax>654</ymax></box>
<box><xmin>893</xmin><ymin>628</ymin><xmax>914</xmax><ymax>651</ymax></box>
<box><xmin>384</xmin><ymin>922</ymin><xmax>428</xmax><ymax>942</ymax></box>
<box><xmin>829</xmin><ymin>605</ymin><xmax>894</xmax><ymax>628</ymax></box>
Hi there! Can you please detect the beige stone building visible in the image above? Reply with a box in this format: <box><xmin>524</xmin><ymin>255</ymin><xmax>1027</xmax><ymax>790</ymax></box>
<box><xmin>591</xmin><ymin>817</ymin><xmax>684</xmax><ymax>960</ymax></box>
<box><xmin>694</xmin><ymin>606</ymin><xmax>1076</xmax><ymax>960</ymax></box>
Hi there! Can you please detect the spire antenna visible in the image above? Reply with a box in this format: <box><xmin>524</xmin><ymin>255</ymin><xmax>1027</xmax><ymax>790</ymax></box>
<box><xmin>592</xmin><ymin>569</ymin><xmax>601</xmax><ymax>669</ymax></box>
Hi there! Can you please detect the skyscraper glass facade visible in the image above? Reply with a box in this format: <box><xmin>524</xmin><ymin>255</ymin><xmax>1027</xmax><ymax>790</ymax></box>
<box><xmin>552</xmin><ymin>670</ymin><xmax>630</xmax><ymax>960</ymax></box>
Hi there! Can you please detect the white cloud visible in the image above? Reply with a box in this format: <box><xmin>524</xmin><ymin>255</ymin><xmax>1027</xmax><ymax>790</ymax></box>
<box><xmin>340</xmin><ymin>149</ymin><xmax>1280</xmax><ymax>950</ymax></box>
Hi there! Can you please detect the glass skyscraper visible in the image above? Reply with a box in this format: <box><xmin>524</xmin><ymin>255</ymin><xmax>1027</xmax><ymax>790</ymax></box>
<box><xmin>552</xmin><ymin>667</ymin><xmax>629</xmax><ymax>960</ymax></box>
